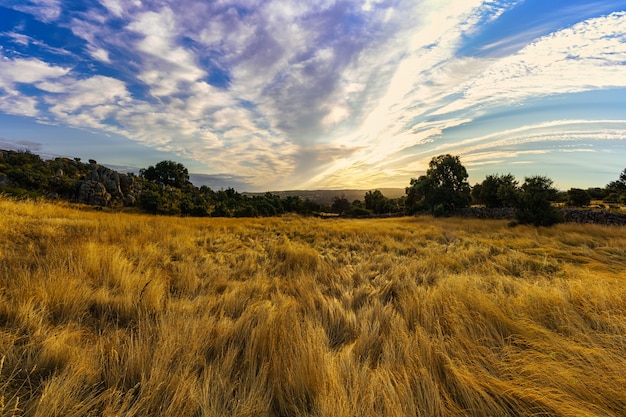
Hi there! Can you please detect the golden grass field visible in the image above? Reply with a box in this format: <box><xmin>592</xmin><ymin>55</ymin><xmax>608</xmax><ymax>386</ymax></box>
<box><xmin>1</xmin><ymin>196</ymin><xmax>625</xmax><ymax>417</ymax></box>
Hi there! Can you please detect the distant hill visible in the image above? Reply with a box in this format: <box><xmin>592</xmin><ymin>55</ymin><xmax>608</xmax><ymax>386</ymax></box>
<box><xmin>243</xmin><ymin>188</ymin><xmax>406</xmax><ymax>205</ymax></box>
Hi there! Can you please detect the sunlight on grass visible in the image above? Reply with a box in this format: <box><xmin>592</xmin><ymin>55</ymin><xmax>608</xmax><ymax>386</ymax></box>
<box><xmin>1</xmin><ymin>196</ymin><xmax>625</xmax><ymax>416</ymax></box>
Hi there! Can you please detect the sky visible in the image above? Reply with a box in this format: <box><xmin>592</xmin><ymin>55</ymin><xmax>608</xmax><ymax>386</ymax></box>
<box><xmin>1</xmin><ymin>0</ymin><xmax>625</xmax><ymax>192</ymax></box>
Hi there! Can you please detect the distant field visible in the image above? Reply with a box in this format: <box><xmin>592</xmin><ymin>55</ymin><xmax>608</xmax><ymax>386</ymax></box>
<box><xmin>243</xmin><ymin>188</ymin><xmax>407</xmax><ymax>205</ymax></box>
<box><xmin>1</xmin><ymin>196</ymin><xmax>625</xmax><ymax>416</ymax></box>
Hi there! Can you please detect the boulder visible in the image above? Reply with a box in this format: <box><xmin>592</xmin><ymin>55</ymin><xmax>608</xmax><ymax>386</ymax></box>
<box><xmin>78</xmin><ymin>180</ymin><xmax>112</xmax><ymax>207</ymax></box>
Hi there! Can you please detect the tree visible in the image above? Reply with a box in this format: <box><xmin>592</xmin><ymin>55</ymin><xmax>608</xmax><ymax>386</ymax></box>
<box><xmin>586</xmin><ymin>187</ymin><xmax>608</xmax><ymax>200</ymax></box>
<box><xmin>515</xmin><ymin>176</ymin><xmax>563</xmax><ymax>226</ymax></box>
<box><xmin>566</xmin><ymin>188</ymin><xmax>591</xmax><ymax>207</ymax></box>
<box><xmin>477</xmin><ymin>173</ymin><xmax>518</xmax><ymax>208</ymax></box>
<box><xmin>332</xmin><ymin>195</ymin><xmax>351</xmax><ymax>215</ymax></box>
<box><xmin>139</xmin><ymin>160</ymin><xmax>190</xmax><ymax>189</ymax></box>
<box><xmin>364</xmin><ymin>190</ymin><xmax>391</xmax><ymax>214</ymax></box>
<box><xmin>606</xmin><ymin>168</ymin><xmax>626</xmax><ymax>203</ymax></box>
<box><xmin>406</xmin><ymin>154</ymin><xmax>470</xmax><ymax>216</ymax></box>
<box><xmin>617</xmin><ymin>168</ymin><xmax>626</xmax><ymax>188</ymax></box>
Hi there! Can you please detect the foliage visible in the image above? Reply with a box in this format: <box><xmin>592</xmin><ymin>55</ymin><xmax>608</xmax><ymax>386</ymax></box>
<box><xmin>566</xmin><ymin>188</ymin><xmax>591</xmax><ymax>207</ymax></box>
<box><xmin>605</xmin><ymin>168</ymin><xmax>626</xmax><ymax>204</ymax></box>
<box><xmin>476</xmin><ymin>173</ymin><xmax>518</xmax><ymax>208</ymax></box>
<box><xmin>364</xmin><ymin>189</ymin><xmax>400</xmax><ymax>214</ymax></box>
<box><xmin>364</xmin><ymin>190</ymin><xmax>385</xmax><ymax>213</ymax></box>
<box><xmin>406</xmin><ymin>154</ymin><xmax>470</xmax><ymax>216</ymax></box>
<box><xmin>2</xmin><ymin>197</ymin><xmax>626</xmax><ymax>416</ymax></box>
<box><xmin>3</xmin><ymin>148</ymin><xmax>624</xmax><ymax>223</ymax></box>
<box><xmin>515</xmin><ymin>176</ymin><xmax>563</xmax><ymax>226</ymax></box>
<box><xmin>138</xmin><ymin>187</ymin><xmax>166</xmax><ymax>214</ymax></box>
<box><xmin>0</xmin><ymin>149</ymin><xmax>334</xmax><ymax>217</ymax></box>
<box><xmin>331</xmin><ymin>195</ymin><xmax>351</xmax><ymax>214</ymax></box>
<box><xmin>139</xmin><ymin>160</ymin><xmax>191</xmax><ymax>188</ymax></box>
<box><xmin>585</xmin><ymin>187</ymin><xmax>608</xmax><ymax>200</ymax></box>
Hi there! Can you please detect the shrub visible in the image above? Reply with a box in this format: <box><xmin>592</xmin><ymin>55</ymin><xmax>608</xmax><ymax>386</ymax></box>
<box><xmin>515</xmin><ymin>176</ymin><xmax>563</xmax><ymax>226</ymax></box>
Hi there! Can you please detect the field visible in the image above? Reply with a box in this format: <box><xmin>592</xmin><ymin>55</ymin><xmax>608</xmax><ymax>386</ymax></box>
<box><xmin>1</xmin><ymin>197</ymin><xmax>625</xmax><ymax>417</ymax></box>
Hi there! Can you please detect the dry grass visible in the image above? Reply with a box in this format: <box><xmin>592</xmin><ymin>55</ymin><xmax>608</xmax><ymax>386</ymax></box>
<box><xmin>1</xmin><ymin>196</ymin><xmax>625</xmax><ymax>416</ymax></box>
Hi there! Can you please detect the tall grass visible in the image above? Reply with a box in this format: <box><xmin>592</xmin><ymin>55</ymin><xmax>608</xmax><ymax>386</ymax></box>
<box><xmin>1</xmin><ymin>196</ymin><xmax>625</xmax><ymax>416</ymax></box>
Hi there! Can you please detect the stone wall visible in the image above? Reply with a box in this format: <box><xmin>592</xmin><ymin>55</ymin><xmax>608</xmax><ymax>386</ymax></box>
<box><xmin>455</xmin><ymin>207</ymin><xmax>626</xmax><ymax>226</ymax></box>
<box><xmin>561</xmin><ymin>208</ymin><xmax>626</xmax><ymax>226</ymax></box>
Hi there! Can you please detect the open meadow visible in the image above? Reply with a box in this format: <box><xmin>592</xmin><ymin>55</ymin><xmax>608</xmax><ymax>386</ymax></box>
<box><xmin>1</xmin><ymin>196</ymin><xmax>625</xmax><ymax>416</ymax></box>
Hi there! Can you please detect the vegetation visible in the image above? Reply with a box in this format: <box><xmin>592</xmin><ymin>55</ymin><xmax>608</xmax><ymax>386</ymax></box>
<box><xmin>514</xmin><ymin>176</ymin><xmax>564</xmax><ymax>227</ymax></box>
<box><xmin>406</xmin><ymin>154</ymin><xmax>471</xmax><ymax>216</ymax></box>
<box><xmin>0</xmin><ymin>149</ymin><xmax>319</xmax><ymax>217</ymax></box>
<box><xmin>139</xmin><ymin>160</ymin><xmax>192</xmax><ymax>189</ymax></box>
<box><xmin>472</xmin><ymin>173</ymin><xmax>518</xmax><ymax>208</ymax></box>
<box><xmin>606</xmin><ymin>168</ymin><xmax>626</xmax><ymax>204</ymax></box>
<box><xmin>1</xmin><ymin>149</ymin><xmax>625</xmax><ymax>226</ymax></box>
<box><xmin>566</xmin><ymin>188</ymin><xmax>592</xmax><ymax>207</ymax></box>
<box><xmin>1</xmin><ymin>196</ymin><xmax>626</xmax><ymax>416</ymax></box>
<box><xmin>0</xmin><ymin>150</ymin><xmax>92</xmax><ymax>200</ymax></box>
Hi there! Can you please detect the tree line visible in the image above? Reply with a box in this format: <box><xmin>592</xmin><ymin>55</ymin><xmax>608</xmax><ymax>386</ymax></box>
<box><xmin>1</xmin><ymin>149</ymin><xmax>625</xmax><ymax>225</ymax></box>
<box><xmin>405</xmin><ymin>154</ymin><xmax>626</xmax><ymax>226</ymax></box>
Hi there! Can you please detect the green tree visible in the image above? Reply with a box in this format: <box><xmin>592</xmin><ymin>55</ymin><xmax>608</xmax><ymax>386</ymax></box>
<box><xmin>606</xmin><ymin>168</ymin><xmax>626</xmax><ymax>203</ymax></box>
<box><xmin>364</xmin><ymin>190</ymin><xmax>392</xmax><ymax>214</ymax></box>
<box><xmin>139</xmin><ymin>160</ymin><xmax>191</xmax><ymax>189</ymax></box>
<box><xmin>478</xmin><ymin>173</ymin><xmax>518</xmax><ymax>208</ymax></box>
<box><xmin>515</xmin><ymin>176</ymin><xmax>563</xmax><ymax>226</ymax></box>
<box><xmin>470</xmin><ymin>182</ymin><xmax>482</xmax><ymax>205</ymax></box>
<box><xmin>283</xmin><ymin>195</ymin><xmax>303</xmax><ymax>213</ymax></box>
<box><xmin>406</xmin><ymin>154</ymin><xmax>470</xmax><ymax>216</ymax></box>
<box><xmin>566</xmin><ymin>188</ymin><xmax>591</xmax><ymax>207</ymax></box>
<box><xmin>332</xmin><ymin>195</ymin><xmax>351</xmax><ymax>215</ymax></box>
<box><xmin>586</xmin><ymin>187</ymin><xmax>607</xmax><ymax>200</ymax></box>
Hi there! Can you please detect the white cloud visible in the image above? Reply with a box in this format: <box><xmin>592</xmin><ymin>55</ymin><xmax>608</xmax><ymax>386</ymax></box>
<box><xmin>418</xmin><ymin>120</ymin><xmax>626</xmax><ymax>179</ymax></box>
<box><xmin>435</xmin><ymin>12</ymin><xmax>626</xmax><ymax>116</ymax></box>
<box><xmin>31</xmin><ymin>75</ymin><xmax>132</xmax><ymax>134</ymax></box>
<box><xmin>0</xmin><ymin>56</ymin><xmax>70</xmax><ymax>117</ymax></box>
<box><xmin>127</xmin><ymin>7</ymin><xmax>206</xmax><ymax>96</ymax></box>
<box><xmin>99</xmin><ymin>0</ymin><xmax>124</xmax><ymax>17</ymax></box>
<box><xmin>4</xmin><ymin>32</ymin><xmax>31</xmax><ymax>46</ymax></box>
<box><xmin>0</xmin><ymin>93</ymin><xmax>40</xmax><ymax>117</ymax></box>
<box><xmin>13</xmin><ymin>0</ymin><xmax>61</xmax><ymax>22</ymax></box>
<box><xmin>46</xmin><ymin>75</ymin><xmax>130</xmax><ymax>113</ymax></box>
<box><xmin>88</xmin><ymin>47</ymin><xmax>111</xmax><ymax>63</ymax></box>
<box><xmin>0</xmin><ymin>57</ymin><xmax>70</xmax><ymax>86</ymax></box>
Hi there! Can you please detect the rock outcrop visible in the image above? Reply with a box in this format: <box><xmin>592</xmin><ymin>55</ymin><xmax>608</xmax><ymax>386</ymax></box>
<box><xmin>0</xmin><ymin>150</ymin><xmax>145</xmax><ymax>208</ymax></box>
<box><xmin>77</xmin><ymin>161</ymin><xmax>141</xmax><ymax>207</ymax></box>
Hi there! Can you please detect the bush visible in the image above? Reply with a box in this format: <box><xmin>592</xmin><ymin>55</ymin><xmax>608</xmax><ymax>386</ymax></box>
<box><xmin>348</xmin><ymin>207</ymin><xmax>372</xmax><ymax>216</ymax></box>
<box><xmin>515</xmin><ymin>176</ymin><xmax>563</xmax><ymax>226</ymax></box>
<box><xmin>566</xmin><ymin>188</ymin><xmax>591</xmax><ymax>207</ymax></box>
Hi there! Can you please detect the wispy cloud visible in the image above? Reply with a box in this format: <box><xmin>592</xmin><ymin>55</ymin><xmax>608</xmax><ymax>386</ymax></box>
<box><xmin>11</xmin><ymin>0</ymin><xmax>61</xmax><ymax>23</ymax></box>
<box><xmin>434</xmin><ymin>12</ymin><xmax>626</xmax><ymax>116</ymax></box>
<box><xmin>0</xmin><ymin>137</ymin><xmax>43</xmax><ymax>151</ymax></box>
<box><xmin>0</xmin><ymin>56</ymin><xmax>70</xmax><ymax>116</ymax></box>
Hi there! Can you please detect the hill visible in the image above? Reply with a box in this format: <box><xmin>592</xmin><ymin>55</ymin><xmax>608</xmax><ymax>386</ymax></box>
<box><xmin>1</xmin><ymin>196</ymin><xmax>625</xmax><ymax>416</ymax></box>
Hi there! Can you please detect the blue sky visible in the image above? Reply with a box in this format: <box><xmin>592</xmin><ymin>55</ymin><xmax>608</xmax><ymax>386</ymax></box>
<box><xmin>1</xmin><ymin>0</ymin><xmax>625</xmax><ymax>191</ymax></box>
